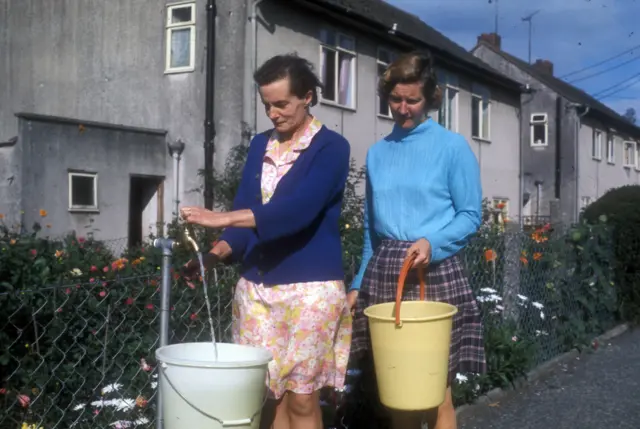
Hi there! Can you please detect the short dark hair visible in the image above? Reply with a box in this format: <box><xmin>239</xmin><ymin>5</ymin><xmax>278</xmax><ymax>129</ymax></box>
<box><xmin>254</xmin><ymin>54</ymin><xmax>323</xmax><ymax>106</ymax></box>
<box><xmin>378</xmin><ymin>50</ymin><xmax>442</xmax><ymax>109</ymax></box>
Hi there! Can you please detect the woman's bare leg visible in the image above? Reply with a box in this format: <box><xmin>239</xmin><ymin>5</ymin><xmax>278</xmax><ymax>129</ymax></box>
<box><xmin>423</xmin><ymin>387</ymin><xmax>456</xmax><ymax>429</ymax></box>
<box><xmin>287</xmin><ymin>391</ymin><xmax>322</xmax><ymax>429</ymax></box>
<box><xmin>261</xmin><ymin>396</ymin><xmax>290</xmax><ymax>429</ymax></box>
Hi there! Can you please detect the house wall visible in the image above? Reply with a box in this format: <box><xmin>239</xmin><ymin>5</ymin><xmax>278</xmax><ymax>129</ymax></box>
<box><xmin>17</xmin><ymin>115</ymin><xmax>166</xmax><ymax>241</ymax></box>
<box><xmin>473</xmin><ymin>44</ymin><xmax>558</xmax><ymax>220</ymax></box>
<box><xmin>0</xmin><ymin>0</ymin><xmax>250</xmax><ymax>232</ymax></box>
<box><xmin>256</xmin><ymin>2</ymin><xmax>522</xmax><ymax>212</ymax></box>
<box><xmin>578</xmin><ymin>117</ymin><xmax>640</xmax><ymax>209</ymax></box>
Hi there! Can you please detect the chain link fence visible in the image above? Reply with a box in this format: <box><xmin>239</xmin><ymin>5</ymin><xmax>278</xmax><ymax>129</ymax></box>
<box><xmin>0</xmin><ymin>222</ymin><xmax>622</xmax><ymax>428</ymax></box>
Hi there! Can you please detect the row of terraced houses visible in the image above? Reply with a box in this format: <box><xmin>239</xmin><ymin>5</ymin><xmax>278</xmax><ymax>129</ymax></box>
<box><xmin>2</xmin><ymin>0</ymin><xmax>639</xmax><ymax>245</ymax></box>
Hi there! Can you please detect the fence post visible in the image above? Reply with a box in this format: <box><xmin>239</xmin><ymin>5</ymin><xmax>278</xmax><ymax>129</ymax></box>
<box><xmin>154</xmin><ymin>237</ymin><xmax>176</xmax><ymax>429</ymax></box>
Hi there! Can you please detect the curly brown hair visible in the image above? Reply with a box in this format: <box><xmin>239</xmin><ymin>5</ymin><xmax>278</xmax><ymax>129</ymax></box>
<box><xmin>378</xmin><ymin>50</ymin><xmax>442</xmax><ymax>110</ymax></box>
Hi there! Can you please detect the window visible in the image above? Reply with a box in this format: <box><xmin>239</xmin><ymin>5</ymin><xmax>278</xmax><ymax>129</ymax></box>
<box><xmin>492</xmin><ymin>198</ymin><xmax>509</xmax><ymax>217</ymax></box>
<box><xmin>165</xmin><ymin>2</ymin><xmax>196</xmax><ymax>73</ymax></box>
<box><xmin>592</xmin><ymin>130</ymin><xmax>602</xmax><ymax>160</ymax></box>
<box><xmin>581</xmin><ymin>196</ymin><xmax>592</xmax><ymax>209</ymax></box>
<box><xmin>636</xmin><ymin>142</ymin><xmax>640</xmax><ymax>169</ymax></box>
<box><xmin>436</xmin><ymin>70</ymin><xmax>459</xmax><ymax>131</ymax></box>
<box><xmin>623</xmin><ymin>141</ymin><xmax>636</xmax><ymax>167</ymax></box>
<box><xmin>471</xmin><ymin>85</ymin><xmax>491</xmax><ymax>140</ymax></box>
<box><xmin>319</xmin><ymin>29</ymin><xmax>356</xmax><ymax>109</ymax></box>
<box><xmin>530</xmin><ymin>113</ymin><xmax>548</xmax><ymax>146</ymax></box>
<box><xmin>606</xmin><ymin>134</ymin><xmax>615</xmax><ymax>164</ymax></box>
<box><xmin>377</xmin><ymin>48</ymin><xmax>396</xmax><ymax>117</ymax></box>
<box><xmin>68</xmin><ymin>172</ymin><xmax>98</xmax><ymax>211</ymax></box>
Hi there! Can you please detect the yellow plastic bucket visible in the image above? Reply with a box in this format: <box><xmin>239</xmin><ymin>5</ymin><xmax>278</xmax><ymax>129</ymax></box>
<box><xmin>363</xmin><ymin>254</ymin><xmax>458</xmax><ymax>411</ymax></box>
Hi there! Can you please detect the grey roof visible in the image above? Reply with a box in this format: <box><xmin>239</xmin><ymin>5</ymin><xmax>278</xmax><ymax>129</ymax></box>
<box><xmin>476</xmin><ymin>42</ymin><xmax>640</xmax><ymax>136</ymax></box>
<box><xmin>291</xmin><ymin>0</ymin><xmax>523</xmax><ymax>93</ymax></box>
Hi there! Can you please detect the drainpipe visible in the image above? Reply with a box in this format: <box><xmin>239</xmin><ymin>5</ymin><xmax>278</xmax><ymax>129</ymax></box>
<box><xmin>167</xmin><ymin>139</ymin><xmax>186</xmax><ymax>221</ymax></box>
<box><xmin>517</xmin><ymin>104</ymin><xmax>524</xmax><ymax>228</ymax></box>
<box><xmin>204</xmin><ymin>0</ymin><xmax>217</xmax><ymax>209</ymax></box>
<box><xmin>249</xmin><ymin>0</ymin><xmax>266</xmax><ymax>134</ymax></box>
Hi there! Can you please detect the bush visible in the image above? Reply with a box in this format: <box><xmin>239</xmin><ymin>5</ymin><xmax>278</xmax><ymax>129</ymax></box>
<box><xmin>582</xmin><ymin>185</ymin><xmax>640</xmax><ymax>322</ymax></box>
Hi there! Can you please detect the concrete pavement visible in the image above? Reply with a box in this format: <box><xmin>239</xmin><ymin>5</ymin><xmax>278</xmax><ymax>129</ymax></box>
<box><xmin>458</xmin><ymin>327</ymin><xmax>640</xmax><ymax>429</ymax></box>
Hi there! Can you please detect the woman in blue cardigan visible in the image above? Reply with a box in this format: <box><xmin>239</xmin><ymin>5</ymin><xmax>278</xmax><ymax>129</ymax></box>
<box><xmin>181</xmin><ymin>54</ymin><xmax>352</xmax><ymax>429</ymax></box>
<box><xmin>347</xmin><ymin>51</ymin><xmax>486</xmax><ymax>429</ymax></box>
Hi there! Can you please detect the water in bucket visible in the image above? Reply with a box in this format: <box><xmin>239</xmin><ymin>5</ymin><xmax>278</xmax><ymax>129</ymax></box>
<box><xmin>155</xmin><ymin>244</ymin><xmax>273</xmax><ymax>428</ymax></box>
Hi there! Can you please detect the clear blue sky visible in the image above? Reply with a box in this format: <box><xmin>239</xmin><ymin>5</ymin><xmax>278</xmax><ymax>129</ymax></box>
<box><xmin>385</xmin><ymin>0</ymin><xmax>640</xmax><ymax>117</ymax></box>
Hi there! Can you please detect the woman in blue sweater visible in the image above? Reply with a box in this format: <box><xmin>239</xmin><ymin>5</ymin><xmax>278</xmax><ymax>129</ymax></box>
<box><xmin>181</xmin><ymin>54</ymin><xmax>351</xmax><ymax>429</ymax></box>
<box><xmin>347</xmin><ymin>51</ymin><xmax>486</xmax><ymax>429</ymax></box>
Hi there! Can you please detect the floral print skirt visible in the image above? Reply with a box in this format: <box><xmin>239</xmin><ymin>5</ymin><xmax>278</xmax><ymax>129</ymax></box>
<box><xmin>232</xmin><ymin>278</ymin><xmax>352</xmax><ymax>400</ymax></box>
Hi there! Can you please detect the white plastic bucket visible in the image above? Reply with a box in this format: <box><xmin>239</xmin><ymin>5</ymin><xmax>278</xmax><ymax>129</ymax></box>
<box><xmin>156</xmin><ymin>342</ymin><xmax>273</xmax><ymax>429</ymax></box>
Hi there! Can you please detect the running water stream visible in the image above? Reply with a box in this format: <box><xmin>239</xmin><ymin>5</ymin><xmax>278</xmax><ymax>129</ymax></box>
<box><xmin>197</xmin><ymin>252</ymin><xmax>219</xmax><ymax>361</ymax></box>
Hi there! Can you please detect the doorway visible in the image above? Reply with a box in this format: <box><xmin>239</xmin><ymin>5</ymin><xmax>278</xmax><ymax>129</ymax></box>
<box><xmin>128</xmin><ymin>175</ymin><xmax>164</xmax><ymax>248</ymax></box>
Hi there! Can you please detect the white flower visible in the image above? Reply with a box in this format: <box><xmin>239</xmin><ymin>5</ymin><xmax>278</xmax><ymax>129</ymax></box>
<box><xmin>532</xmin><ymin>301</ymin><xmax>544</xmax><ymax>309</ymax></box>
<box><xmin>496</xmin><ymin>305</ymin><xmax>504</xmax><ymax>311</ymax></box>
<box><xmin>480</xmin><ymin>287</ymin><xmax>498</xmax><ymax>294</ymax></box>
<box><xmin>91</xmin><ymin>398</ymin><xmax>136</xmax><ymax>411</ymax></box>
<box><xmin>455</xmin><ymin>373</ymin><xmax>468</xmax><ymax>383</ymax></box>
<box><xmin>101</xmin><ymin>383</ymin><xmax>123</xmax><ymax>395</ymax></box>
<box><xmin>70</xmin><ymin>268</ymin><xmax>83</xmax><ymax>277</ymax></box>
<box><xmin>517</xmin><ymin>294</ymin><xmax>528</xmax><ymax>301</ymax></box>
<box><xmin>540</xmin><ymin>311</ymin><xmax>545</xmax><ymax>320</ymax></box>
<box><xmin>72</xmin><ymin>403</ymin><xmax>86</xmax><ymax>411</ymax></box>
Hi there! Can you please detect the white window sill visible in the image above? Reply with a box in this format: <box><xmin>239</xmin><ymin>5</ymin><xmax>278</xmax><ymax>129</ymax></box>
<box><xmin>592</xmin><ymin>156</ymin><xmax>602</xmax><ymax>162</ymax></box>
<box><xmin>531</xmin><ymin>143</ymin><xmax>549</xmax><ymax>148</ymax></box>
<box><xmin>320</xmin><ymin>99</ymin><xmax>356</xmax><ymax>112</ymax></box>
<box><xmin>164</xmin><ymin>67</ymin><xmax>196</xmax><ymax>75</ymax></box>
<box><xmin>607</xmin><ymin>160</ymin><xmax>615</xmax><ymax>165</ymax></box>
<box><xmin>623</xmin><ymin>164</ymin><xmax>634</xmax><ymax>169</ymax></box>
<box><xmin>69</xmin><ymin>208</ymin><xmax>100</xmax><ymax>214</ymax></box>
<box><xmin>472</xmin><ymin>136</ymin><xmax>491</xmax><ymax>144</ymax></box>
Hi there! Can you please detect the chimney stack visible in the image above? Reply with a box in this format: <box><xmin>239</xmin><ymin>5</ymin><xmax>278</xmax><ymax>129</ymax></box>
<box><xmin>533</xmin><ymin>59</ymin><xmax>554</xmax><ymax>75</ymax></box>
<box><xmin>477</xmin><ymin>32</ymin><xmax>501</xmax><ymax>50</ymax></box>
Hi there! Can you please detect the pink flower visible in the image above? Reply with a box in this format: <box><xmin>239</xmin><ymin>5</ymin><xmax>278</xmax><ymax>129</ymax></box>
<box><xmin>17</xmin><ymin>394</ymin><xmax>30</xmax><ymax>408</ymax></box>
<box><xmin>190</xmin><ymin>313</ymin><xmax>198</xmax><ymax>321</ymax></box>
<box><xmin>145</xmin><ymin>303</ymin><xmax>154</xmax><ymax>310</ymax></box>
<box><xmin>125</xmin><ymin>297</ymin><xmax>134</xmax><ymax>305</ymax></box>
<box><xmin>65</xmin><ymin>288</ymin><xmax>71</xmax><ymax>295</ymax></box>
<box><xmin>0</xmin><ymin>388</ymin><xmax>6</xmax><ymax>394</ymax></box>
<box><xmin>99</xmin><ymin>291</ymin><xmax>107</xmax><ymax>298</ymax></box>
<box><xmin>89</xmin><ymin>278</ymin><xmax>95</xmax><ymax>283</ymax></box>
<box><xmin>140</xmin><ymin>358</ymin><xmax>152</xmax><ymax>372</ymax></box>
<box><xmin>90</xmin><ymin>266</ymin><xmax>98</xmax><ymax>272</ymax></box>
<box><xmin>103</xmin><ymin>266</ymin><xmax>109</xmax><ymax>273</ymax></box>
<box><xmin>30</xmin><ymin>249</ymin><xmax>37</xmax><ymax>257</ymax></box>
<box><xmin>78</xmin><ymin>237</ymin><xmax>86</xmax><ymax>243</ymax></box>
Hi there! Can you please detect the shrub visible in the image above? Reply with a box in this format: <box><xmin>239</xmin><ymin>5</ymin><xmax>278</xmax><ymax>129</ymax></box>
<box><xmin>582</xmin><ymin>184</ymin><xmax>640</xmax><ymax>322</ymax></box>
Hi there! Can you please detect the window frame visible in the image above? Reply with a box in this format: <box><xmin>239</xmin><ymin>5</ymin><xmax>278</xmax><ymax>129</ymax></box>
<box><xmin>623</xmin><ymin>140</ymin><xmax>636</xmax><ymax>168</ymax></box>
<box><xmin>471</xmin><ymin>85</ymin><xmax>491</xmax><ymax>141</ymax></box>
<box><xmin>68</xmin><ymin>172</ymin><xmax>99</xmax><ymax>212</ymax></box>
<box><xmin>164</xmin><ymin>1</ymin><xmax>197</xmax><ymax>74</ymax></box>
<box><xmin>319</xmin><ymin>29</ymin><xmax>357</xmax><ymax>110</ymax></box>
<box><xmin>592</xmin><ymin>129</ymin><xmax>602</xmax><ymax>161</ymax></box>
<box><xmin>606</xmin><ymin>133</ymin><xmax>615</xmax><ymax>164</ymax></box>
<box><xmin>376</xmin><ymin>47</ymin><xmax>396</xmax><ymax>118</ymax></box>
<box><xmin>530</xmin><ymin>113</ymin><xmax>549</xmax><ymax>147</ymax></box>
<box><xmin>436</xmin><ymin>70</ymin><xmax>459</xmax><ymax>132</ymax></box>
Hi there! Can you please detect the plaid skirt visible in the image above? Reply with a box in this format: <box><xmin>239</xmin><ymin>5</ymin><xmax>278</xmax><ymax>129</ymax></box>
<box><xmin>351</xmin><ymin>239</ymin><xmax>486</xmax><ymax>383</ymax></box>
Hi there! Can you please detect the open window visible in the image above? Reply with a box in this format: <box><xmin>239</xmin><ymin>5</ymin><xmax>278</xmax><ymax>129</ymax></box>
<box><xmin>319</xmin><ymin>29</ymin><xmax>357</xmax><ymax>109</ymax></box>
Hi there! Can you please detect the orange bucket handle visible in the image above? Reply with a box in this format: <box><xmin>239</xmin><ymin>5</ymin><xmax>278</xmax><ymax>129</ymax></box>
<box><xmin>395</xmin><ymin>253</ymin><xmax>426</xmax><ymax>326</ymax></box>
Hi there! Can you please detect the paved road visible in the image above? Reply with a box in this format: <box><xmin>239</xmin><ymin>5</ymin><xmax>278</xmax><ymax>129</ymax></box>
<box><xmin>459</xmin><ymin>328</ymin><xmax>640</xmax><ymax>429</ymax></box>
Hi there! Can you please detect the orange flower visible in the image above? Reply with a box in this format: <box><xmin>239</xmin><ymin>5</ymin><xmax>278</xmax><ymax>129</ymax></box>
<box><xmin>10</xmin><ymin>239</ymin><xmax>16</xmax><ymax>245</ymax></box>
<box><xmin>496</xmin><ymin>202</ymin><xmax>505</xmax><ymax>209</ymax></box>
<box><xmin>39</xmin><ymin>209</ymin><xmax>47</xmax><ymax>218</ymax></box>
<box><xmin>520</xmin><ymin>256</ymin><xmax>528</xmax><ymax>265</ymax></box>
<box><xmin>533</xmin><ymin>252</ymin><xmax>543</xmax><ymax>261</ymax></box>
<box><xmin>136</xmin><ymin>395</ymin><xmax>148</xmax><ymax>408</ymax></box>
<box><xmin>111</xmin><ymin>258</ymin><xmax>128</xmax><ymax>271</ymax></box>
<box><xmin>55</xmin><ymin>250</ymin><xmax>64</xmax><ymax>258</ymax></box>
<box><xmin>484</xmin><ymin>249</ymin><xmax>497</xmax><ymax>262</ymax></box>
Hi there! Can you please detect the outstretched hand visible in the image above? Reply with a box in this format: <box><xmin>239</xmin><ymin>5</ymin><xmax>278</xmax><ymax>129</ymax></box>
<box><xmin>180</xmin><ymin>206</ymin><xmax>230</xmax><ymax>229</ymax></box>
